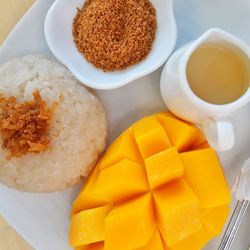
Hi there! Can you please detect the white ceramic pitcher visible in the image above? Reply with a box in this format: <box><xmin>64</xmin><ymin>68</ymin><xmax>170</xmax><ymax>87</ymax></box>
<box><xmin>161</xmin><ymin>28</ymin><xmax>250</xmax><ymax>151</ymax></box>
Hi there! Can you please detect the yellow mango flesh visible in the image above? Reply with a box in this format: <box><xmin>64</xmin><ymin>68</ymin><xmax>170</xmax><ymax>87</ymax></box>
<box><xmin>201</xmin><ymin>205</ymin><xmax>230</xmax><ymax>236</ymax></box>
<box><xmin>95</xmin><ymin>159</ymin><xmax>148</xmax><ymax>202</ymax></box>
<box><xmin>76</xmin><ymin>242</ymin><xmax>104</xmax><ymax>250</ymax></box>
<box><xmin>69</xmin><ymin>205</ymin><xmax>112</xmax><ymax>247</ymax></box>
<box><xmin>70</xmin><ymin>112</ymin><xmax>231</xmax><ymax>250</ymax></box>
<box><xmin>72</xmin><ymin>166</ymin><xmax>108</xmax><ymax>214</ymax></box>
<box><xmin>133</xmin><ymin>116</ymin><xmax>171</xmax><ymax>158</ymax></box>
<box><xmin>156</xmin><ymin>113</ymin><xmax>202</xmax><ymax>152</ymax></box>
<box><xmin>154</xmin><ymin>179</ymin><xmax>201</xmax><ymax>247</ymax></box>
<box><xmin>105</xmin><ymin>194</ymin><xmax>155</xmax><ymax>250</ymax></box>
<box><xmin>171</xmin><ymin>227</ymin><xmax>212</xmax><ymax>250</ymax></box>
<box><xmin>136</xmin><ymin>229</ymin><xmax>164</xmax><ymax>250</ymax></box>
<box><xmin>145</xmin><ymin>147</ymin><xmax>184</xmax><ymax>189</ymax></box>
<box><xmin>99</xmin><ymin>129</ymin><xmax>142</xmax><ymax>169</ymax></box>
<box><xmin>171</xmin><ymin>205</ymin><xmax>229</xmax><ymax>250</ymax></box>
<box><xmin>180</xmin><ymin>149</ymin><xmax>231</xmax><ymax>208</ymax></box>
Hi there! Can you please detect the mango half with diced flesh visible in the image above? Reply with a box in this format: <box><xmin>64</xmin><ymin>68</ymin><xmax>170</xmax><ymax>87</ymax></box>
<box><xmin>69</xmin><ymin>112</ymin><xmax>231</xmax><ymax>250</ymax></box>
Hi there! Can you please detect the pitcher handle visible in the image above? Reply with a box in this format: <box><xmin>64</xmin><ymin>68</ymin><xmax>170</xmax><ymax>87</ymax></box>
<box><xmin>201</xmin><ymin>118</ymin><xmax>235</xmax><ymax>151</ymax></box>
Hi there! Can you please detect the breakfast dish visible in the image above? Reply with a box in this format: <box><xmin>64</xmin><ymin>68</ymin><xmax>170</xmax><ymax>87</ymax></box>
<box><xmin>1</xmin><ymin>0</ymin><xmax>250</xmax><ymax>249</ymax></box>
<box><xmin>0</xmin><ymin>54</ymin><xmax>107</xmax><ymax>193</ymax></box>
<box><xmin>69</xmin><ymin>112</ymin><xmax>231</xmax><ymax>250</ymax></box>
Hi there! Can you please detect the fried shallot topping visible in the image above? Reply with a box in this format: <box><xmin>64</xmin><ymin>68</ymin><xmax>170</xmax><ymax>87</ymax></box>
<box><xmin>0</xmin><ymin>91</ymin><xmax>57</xmax><ymax>158</ymax></box>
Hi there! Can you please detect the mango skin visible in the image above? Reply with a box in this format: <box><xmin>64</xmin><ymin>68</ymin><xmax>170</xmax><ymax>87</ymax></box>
<box><xmin>69</xmin><ymin>112</ymin><xmax>231</xmax><ymax>250</ymax></box>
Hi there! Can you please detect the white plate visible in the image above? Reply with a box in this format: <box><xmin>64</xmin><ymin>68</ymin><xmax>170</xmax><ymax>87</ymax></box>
<box><xmin>0</xmin><ymin>0</ymin><xmax>250</xmax><ymax>249</ymax></box>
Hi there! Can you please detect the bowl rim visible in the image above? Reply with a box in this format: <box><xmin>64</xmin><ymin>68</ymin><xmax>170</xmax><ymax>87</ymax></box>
<box><xmin>44</xmin><ymin>0</ymin><xmax>178</xmax><ymax>90</ymax></box>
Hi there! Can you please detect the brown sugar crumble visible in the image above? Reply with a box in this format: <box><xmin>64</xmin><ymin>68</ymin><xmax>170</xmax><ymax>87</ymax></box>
<box><xmin>0</xmin><ymin>91</ymin><xmax>57</xmax><ymax>158</ymax></box>
<box><xmin>73</xmin><ymin>0</ymin><xmax>157</xmax><ymax>71</ymax></box>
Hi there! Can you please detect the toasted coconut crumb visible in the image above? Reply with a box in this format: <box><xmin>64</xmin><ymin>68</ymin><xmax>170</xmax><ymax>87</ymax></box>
<box><xmin>73</xmin><ymin>0</ymin><xmax>157</xmax><ymax>71</ymax></box>
<box><xmin>0</xmin><ymin>91</ymin><xmax>57</xmax><ymax>158</ymax></box>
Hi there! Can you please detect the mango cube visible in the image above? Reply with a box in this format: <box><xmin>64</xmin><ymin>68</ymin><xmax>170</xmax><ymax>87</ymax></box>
<box><xmin>70</xmin><ymin>205</ymin><xmax>112</xmax><ymax>247</ymax></box>
<box><xmin>201</xmin><ymin>205</ymin><xmax>230</xmax><ymax>236</ymax></box>
<box><xmin>145</xmin><ymin>147</ymin><xmax>184</xmax><ymax>189</ymax></box>
<box><xmin>180</xmin><ymin>149</ymin><xmax>231</xmax><ymax>208</ymax></box>
<box><xmin>133</xmin><ymin>116</ymin><xmax>171</xmax><ymax>158</ymax></box>
<box><xmin>99</xmin><ymin>129</ymin><xmax>142</xmax><ymax>169</ymax></box>
<box><xmin>105</xmin><ymin>194</ymin><xmax>155</xmax><ymax>250</ymax></box>
<box><xmin>72</xmin><ymin>166</ymin><xmax>108</xmax><ymax>214</ymax></box>
<box><xmin>192</xmin><ymin>141</ymin><xmax>210</xmax><ymax>150</ymax></box>
<box><xmin>154</xmin><ymin>179</ymin><xmax>201</xmax><ymax>246</ymax></box>
<box><xmin>156</xmin><ymin>113</ymin><xmax>200</xmax><ymax>152</ymax></box>
<box><xmin>95</xmin><ymin>159</ymin><xmax>148</xmax><ymax>202</ymax></box>
<box><xmin>189</xmin><ymin>131</ymin><xmax>208</xmax><ymax>150</ymax></box>
<box><xmin>136</xmin><ymin>229</ymin><xmax>164</xmax><ymax>250</ymax></box>
<box><xmin>171</xmin><ymin>227</ymin><xmax>212</xmax><ymax>250</ymax></box>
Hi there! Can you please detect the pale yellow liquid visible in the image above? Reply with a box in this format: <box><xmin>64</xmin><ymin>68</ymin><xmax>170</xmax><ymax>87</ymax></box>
<box><xmin>186</xmin><ymin>42</ymin><xmax>250</xmax><ymax>104</ymax></box>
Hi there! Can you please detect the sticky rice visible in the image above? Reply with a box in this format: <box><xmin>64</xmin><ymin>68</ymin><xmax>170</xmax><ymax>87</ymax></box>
<box><xmin>0</xmin><ymin>55</ymin><xmax>107</xmax><ymax>192</ymax></box>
